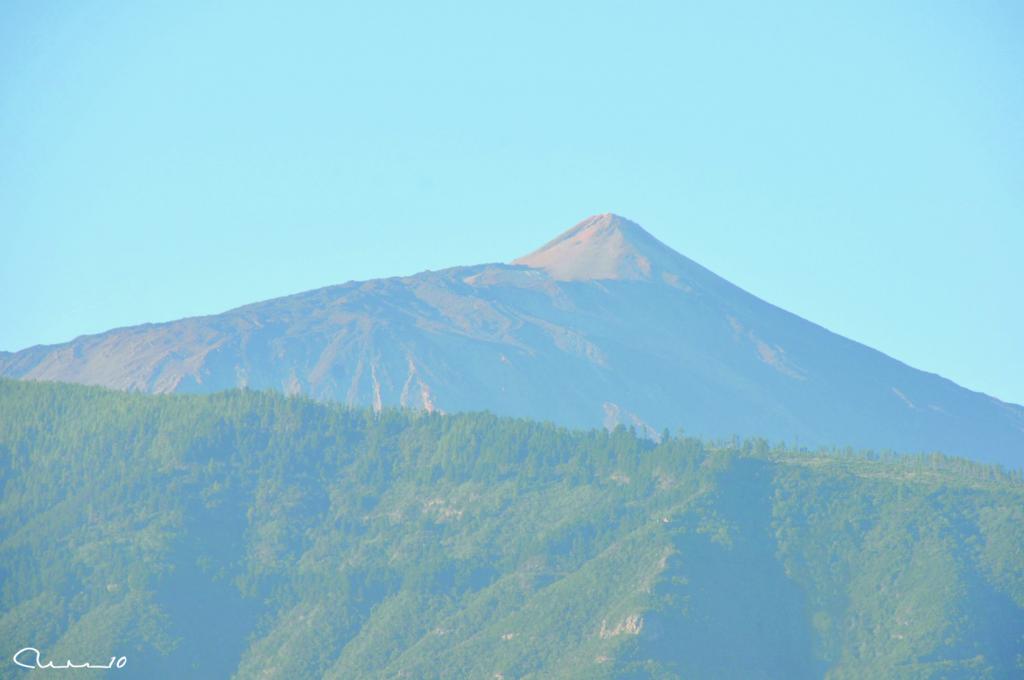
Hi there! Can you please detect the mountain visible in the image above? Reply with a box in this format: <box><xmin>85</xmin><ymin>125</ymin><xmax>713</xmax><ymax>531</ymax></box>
<box><xmin>2</xmin><ymin>213</ymin><xmax>1022</xmax><ymax>466</ymax></box>
<box><xmin>1</xmin><ymin>380</ymin><xmax>1022</xmax><ymax>679</ymax></box>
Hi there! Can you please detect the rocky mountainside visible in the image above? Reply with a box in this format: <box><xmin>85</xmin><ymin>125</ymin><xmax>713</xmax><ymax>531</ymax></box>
<box><xmin>3</xmin><ymin>214</ymin><xmax>1022</xmax><ymax>466</ymax></box>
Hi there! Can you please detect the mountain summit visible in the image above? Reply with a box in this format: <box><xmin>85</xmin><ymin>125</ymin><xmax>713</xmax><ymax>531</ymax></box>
<box><xmin>2</xmin><ymin>214</ymin><xmax>1022</xmax><ymax>466</ymax></box>
<box><xmin>512</xmin><ymin>213</ymin><xmax>683</xmax><ymax>282</ymax></box>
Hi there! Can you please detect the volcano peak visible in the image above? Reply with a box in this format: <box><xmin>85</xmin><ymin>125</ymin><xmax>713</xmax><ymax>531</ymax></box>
<box><xmin>511</xmin><ymin>213</ymin><xmax>680</xmax><ymax>281</ymax></box>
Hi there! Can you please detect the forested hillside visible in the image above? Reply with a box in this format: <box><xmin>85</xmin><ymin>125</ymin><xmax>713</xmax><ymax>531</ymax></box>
<box><xmin>1</xmin><ymin>379</ymin><xmax>1022</xmax><ymax>678</ymax></box>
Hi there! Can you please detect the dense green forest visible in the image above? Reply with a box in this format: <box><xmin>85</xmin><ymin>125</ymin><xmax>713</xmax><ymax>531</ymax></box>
<box><xmin>0</xmin><ymin>379</ymin><xmax>1022</xmax><ymax>679</ymax></box>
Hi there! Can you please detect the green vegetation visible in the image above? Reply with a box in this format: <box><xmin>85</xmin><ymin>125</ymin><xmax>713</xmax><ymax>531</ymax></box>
<box><xmin>0</xmin><ymin>379</ymin><xmax>1021</xmax><ymax>678</ymax></box>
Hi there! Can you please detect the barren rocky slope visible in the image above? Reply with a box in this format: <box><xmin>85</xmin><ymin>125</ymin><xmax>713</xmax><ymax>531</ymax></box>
<box><xmin>3</xmin><ymin>214</ymin><xmax>1022</xmax><ymax>466</ymax></box>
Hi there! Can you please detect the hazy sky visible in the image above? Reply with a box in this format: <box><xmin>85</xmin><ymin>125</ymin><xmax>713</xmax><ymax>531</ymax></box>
<box><xmin>2</xmin><ymin>1</ymin><xmax>1022</xmax><ymax>404</ymax></box>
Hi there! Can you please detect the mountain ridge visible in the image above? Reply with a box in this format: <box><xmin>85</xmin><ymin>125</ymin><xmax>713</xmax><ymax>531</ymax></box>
<box><xmin>3</xmin><ymin>214</ymin><xmax>1022</xmax><ymax>466</ymax></box>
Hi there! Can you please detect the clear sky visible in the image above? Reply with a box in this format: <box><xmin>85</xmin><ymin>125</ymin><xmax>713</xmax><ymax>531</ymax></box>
<box><xmin>1</xmin><ymin>1</ymin><xmax>1022</xmax><ymax>404</ymax></box>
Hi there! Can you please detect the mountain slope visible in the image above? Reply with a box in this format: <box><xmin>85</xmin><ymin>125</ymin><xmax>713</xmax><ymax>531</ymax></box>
<box><xmin>0</xmin><ymin>380</ymin><xmax>1022</xmax><ymax>679</ymax></box>
<box><xmin>2</xmin><ymin>214</ymin><xmax>1022</xmax><ymax>466</ymax></box>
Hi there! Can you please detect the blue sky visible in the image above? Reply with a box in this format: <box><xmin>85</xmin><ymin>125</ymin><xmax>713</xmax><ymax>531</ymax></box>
<box><xmin>2</xmin><ymin>1</ymin><xmax>1022</xmax><ymax>404</ymax></box>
